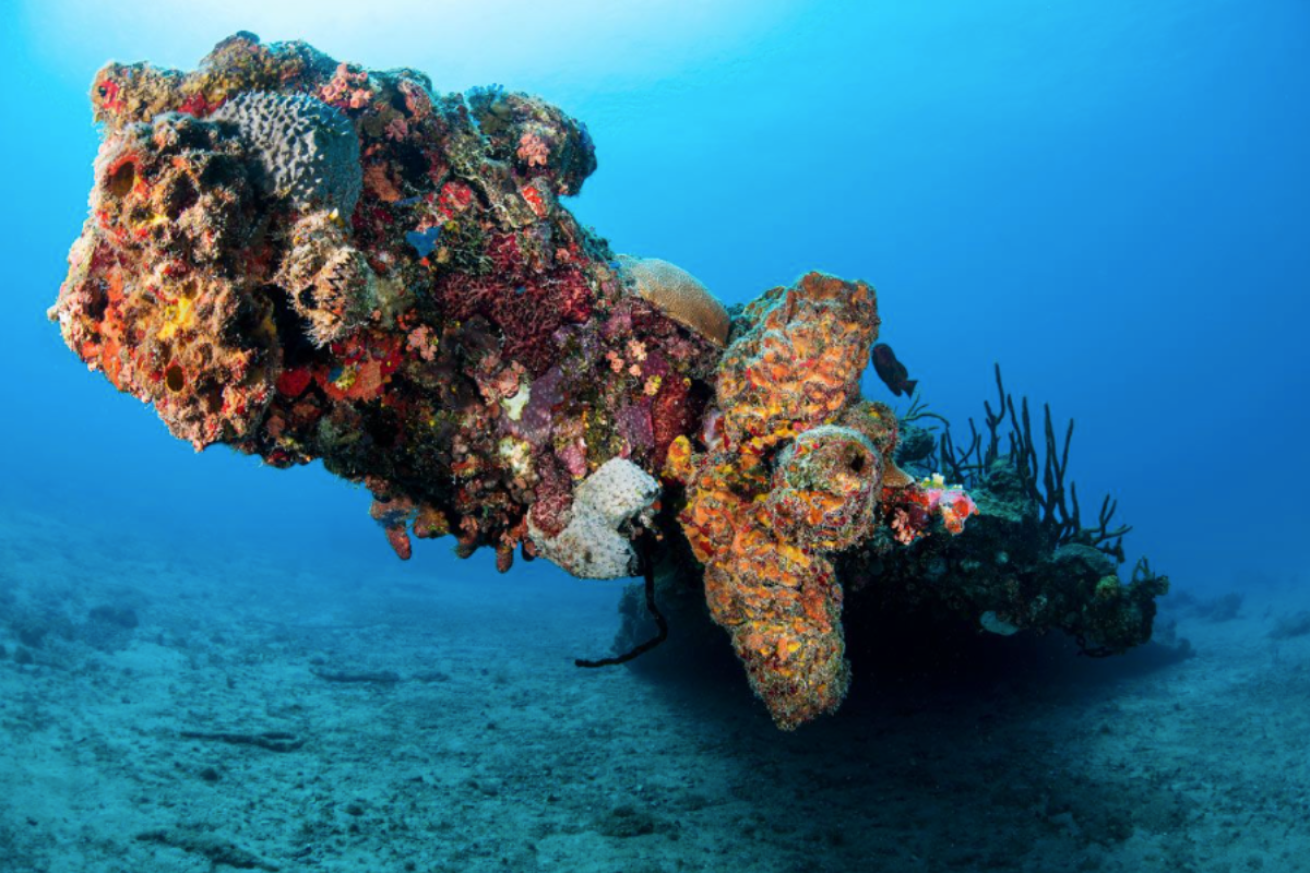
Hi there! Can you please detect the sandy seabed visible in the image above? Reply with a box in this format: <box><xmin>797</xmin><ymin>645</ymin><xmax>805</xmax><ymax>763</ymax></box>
<box><xmin>1</xmin><ymin>505</ymin><xmax>1307</xmax><ymax>873</ymax></box>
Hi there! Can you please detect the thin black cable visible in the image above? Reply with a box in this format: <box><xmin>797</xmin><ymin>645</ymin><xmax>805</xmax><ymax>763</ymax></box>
<box><xmin>575</xmin><ymin>534</ymin><xmax>668</xmax><ymax>668</ymax></box>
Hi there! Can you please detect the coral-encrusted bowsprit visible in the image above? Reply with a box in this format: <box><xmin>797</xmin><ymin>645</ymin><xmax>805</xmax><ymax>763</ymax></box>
<box><xmin>51</xmin><ymin>33</ymin><xmax>722</xmax><ymax>574</ymax></box>
<box><xmin>52</xmin><ymin>34</ymin><xmax>979</xmax><ymax>730</ymax></box>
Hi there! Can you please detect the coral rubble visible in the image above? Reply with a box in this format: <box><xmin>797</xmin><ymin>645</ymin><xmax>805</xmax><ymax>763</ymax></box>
<box><xmin>51</xmin><ymin>34</ymin><xmax>1163</xmax><ymax>730</ymax></box>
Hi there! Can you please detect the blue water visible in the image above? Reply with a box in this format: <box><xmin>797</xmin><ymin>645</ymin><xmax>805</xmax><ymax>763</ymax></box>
<box><xmin>4</xmin><ymin>0</ymin><xmax>1308</xmax><ymax>587</ymax></box>
<box><xmin>1</xmin><ymin>1</ymin><xmax>1308</xmax><ymax>868</ymax></box>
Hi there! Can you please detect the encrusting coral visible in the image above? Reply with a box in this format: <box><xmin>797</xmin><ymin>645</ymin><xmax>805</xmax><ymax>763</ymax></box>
<box><xmin>50</xmin><ymin>33</ymin><xmax>1163</xmax><ymax>730</ymax></box>
<box><xmin>664</xmin><ymin>272</ymin><xmax>974</xmax><ymax>728</ymax></box>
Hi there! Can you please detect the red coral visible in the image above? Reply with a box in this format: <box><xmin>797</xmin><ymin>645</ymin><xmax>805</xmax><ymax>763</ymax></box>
<box><xmin>177</xmin><ymin>91</ymin><xmax>215</xmax><ymax>118</ymax></box>
<box><xmin>651</xmin><ymin>370</ymin><xmax>702</xmax><ymax>469</ymax></box>
<box><xmin>520</xmin><ymin>183</ymin><xmax>548</xmax><ymax>218</ymax></box>
<box><xmin>385</xmin><ymin>527</ymin><xmax>413</xmax><ymax>560</ymax></box>
<box><xmin>437</xmin><ymin>252</ymin><xmax>595</xmax><ymax>376</ymax></box>
<box><xmin>96</xmin><ymin>77</ymin><xmax>124</xmax><ymax>114</ymax></box>
<box><xmin>437</xmin><ymin>180</ymin><xmax>474</xmax><ymax>217</ymax></box>
<box><xmin>276</xmin><ymin>368</ymin><xmax>313</xmax><ymax>397</ymax></box>
<box><xmin>526</xmin><ymin>454</ymin><xmax>573</xmax><ymax>538</ymax></box>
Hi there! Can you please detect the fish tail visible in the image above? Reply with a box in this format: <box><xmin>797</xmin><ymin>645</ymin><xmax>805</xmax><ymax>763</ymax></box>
<box><xmin>904</xmin><ymin>379</ymin><xmax>919</xmax><ymax>397</ymax></box>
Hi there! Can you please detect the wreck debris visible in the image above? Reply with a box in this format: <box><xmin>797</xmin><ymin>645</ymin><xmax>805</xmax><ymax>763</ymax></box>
<box><xmin>50</xmin><ymin>33</ymin><xmax>1166</xmax><ymax>729</ymax></box>
<box><xmin>178</xmin><ymin>730</ymin><xmax>307</xmax><ymax>752</ymax></box>
<box><xmin>136</xmin><ymin>827</ymin><xmax>279</xmax><ymax>871</ymax></box>
<box><xmin>310</xmin><ymin>668</ymin><xmax>402</xmax><ymax>684</ymax></box>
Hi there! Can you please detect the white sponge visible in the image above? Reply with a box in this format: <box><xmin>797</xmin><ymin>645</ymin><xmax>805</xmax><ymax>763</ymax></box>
<box><xmin>530</xmin><ymin>458</ymin><xmax>660</xmax><ymax>579</ymax></box>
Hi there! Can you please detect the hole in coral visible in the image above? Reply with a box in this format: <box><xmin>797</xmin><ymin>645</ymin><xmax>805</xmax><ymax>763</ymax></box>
<box><xmin>260</xmin><ymin>285</ymin><xmax>317</xmax><ymax>368</ymax></box>
<box><xmin>202</xmin><ymin>388</ymin><xmax>223</xmax><ymax>414</ymax></box>
<box><xmin>391</xmin><ymin>141</ymin><xmax>430</xmax><ymax>189</ymax></box>
<box><xmin>164</xmin><ymin>364</ymin><xmax>185</xmax><ymax>393</ymax></box>
<box><xmin>362</xmin><ymin>406</ymin><xmax>402</xmax><ymax>450</ymax></box>
<box><xmin>107</xmin><ymin>162</ymin><xmax>136</xmax><ymax>199</ymax></box>
<box><xmin>849</xmin><ymin>452</ymin><xmax>866</xmax><ymax>474</ymax></box>
<box><xmin>168</xmin><ymin>176</ymin><xmax>199</xmax><ymax>218</ymax></box>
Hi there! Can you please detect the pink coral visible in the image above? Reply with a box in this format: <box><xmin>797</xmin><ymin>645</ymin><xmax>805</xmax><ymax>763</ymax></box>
<box><xmin>882</xmin><ymin>478</ymin><xmax>979</xmax><ymax>544</ymax></box>
<box><xmin>517</xmin><ymin>132</ymin><xmax>551</xmax><ymax>168</ymax></box>
<box><xmin>320</xmin><ymin>62</ymin><xmax>372</xmax><ymax>111</ymax></box>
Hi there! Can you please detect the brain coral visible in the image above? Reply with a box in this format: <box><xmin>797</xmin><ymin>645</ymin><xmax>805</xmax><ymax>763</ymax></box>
<box><xmin>617</xmin><ymin>255</ymin><xmax>731</xmax><ymax>348</ymax></box>
<box><xmin>212</xmin><ymin>91</ymin><xmax>362</xmax><ymax>215</ymax></box>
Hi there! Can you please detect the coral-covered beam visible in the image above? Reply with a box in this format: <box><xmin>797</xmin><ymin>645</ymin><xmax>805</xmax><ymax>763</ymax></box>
<box><xmin>52</xmin><ymin>34</ymin><xmax>977</xmax><ymax>730</ymax></box>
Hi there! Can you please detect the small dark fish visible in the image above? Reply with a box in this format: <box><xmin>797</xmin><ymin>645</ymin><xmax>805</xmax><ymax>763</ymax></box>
<box><xmin>871</xmin><ymin>342</ymin><xmax>918</xmax><ymax>397</ymax></box>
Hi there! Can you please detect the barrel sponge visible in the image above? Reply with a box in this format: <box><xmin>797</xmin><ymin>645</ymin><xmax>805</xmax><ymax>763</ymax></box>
<box><xmin>767</xmin><ymin>425</ymin><xmax>882</xmax><ymax>551</ymax></box>
<box><xmin>212</xmin><ymin>92</ymin><xmax>362</xmax><ymax>216</ymax></box>
<box><xmin>276</xmin><ymin>211</ymin><xmax>377</xmax><ymax>345</ymax></box>
<box><xmin>529</xmin><ymin>458</ymin><xmax>661</xmax><ymax>579</ymax></box>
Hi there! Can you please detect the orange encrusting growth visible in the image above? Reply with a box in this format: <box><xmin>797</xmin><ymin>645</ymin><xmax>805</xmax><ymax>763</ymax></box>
<box><xmin>669</xmin><ymin>272</ymin><xmax>979</xmax><ymax>729</ymax></box>
<box><xmin>716</xmin><ymin>272</ymin><xmax>880</xmax><ymax>455</ymax></box>
<box><xmin>52</xmin><ymin>111</ymin><xmax>280</xmax><ymax>450</ymax></box>
<box><xmin>667</xmin><ymin>273</ymin><xmax>889</xmax><ymax>729</ymax></box>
